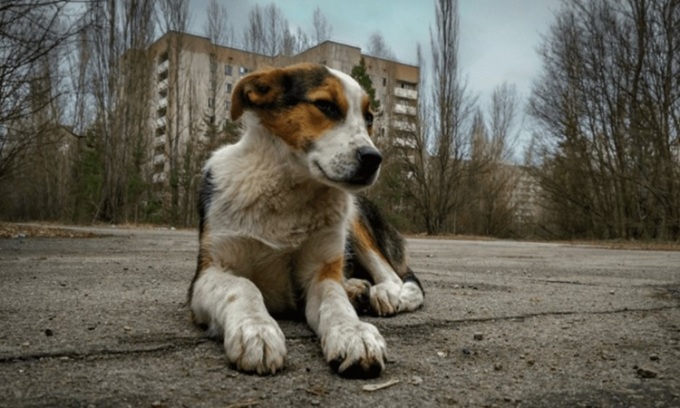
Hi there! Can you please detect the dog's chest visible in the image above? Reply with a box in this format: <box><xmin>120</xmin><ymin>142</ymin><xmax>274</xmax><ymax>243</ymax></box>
<box><xmin>211</xmin><ymin>166</ymin><xmax>349</xmax><ymax>250</ymax></box>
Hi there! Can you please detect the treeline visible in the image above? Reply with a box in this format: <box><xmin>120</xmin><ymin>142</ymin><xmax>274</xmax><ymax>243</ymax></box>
<box><xmin>527</xmin><ymin>0</ymin><xmax>680</xmax><ymax>240</ymax></box>
<box><xmin>370</xmin><ymin>0</ymin><xmax>680</xmax><ymax>241</ymax></box>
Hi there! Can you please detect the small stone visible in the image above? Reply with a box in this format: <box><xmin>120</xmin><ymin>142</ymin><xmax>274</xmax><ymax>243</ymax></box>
<box><xmin>123</xmin><ymin>326</ymin><xmax>132</xmax><ymax>332</ymax></box>
<box><xmin>44</xmin><ymin>329</ymin><xmax>53</xmax><ymax>337</ymax></box>
<box><xmin>609</xmin><ymin>290</ymin><xmax>615</xmax><ymax>295</ymax></box>
<box><xmin>650</xmin><ymin>354</ymin><xmax>660</xmax><ymax>361</ymax></box>
<box><xmin>636</xmin><ymin>367</ymin><xmax>658</xmax><ymax>379</ymax></box>
<box><xmin>494</xmin><ymin>363</ymin><xmax>503</xmax><ymax>371</ymax></box>
<box><xmin>410</xmin><ymin>375</ymin><xmax>423</xmax><ymax>385</ymax></box>
<box><xmin>473</xmin><ymin>332</ymin><xmax>484</xmax><ymax>341</ymax></box>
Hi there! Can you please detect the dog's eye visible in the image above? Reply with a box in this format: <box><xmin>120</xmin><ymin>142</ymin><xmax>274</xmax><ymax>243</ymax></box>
<box><xmin>364</xmin><ymin>112</ymin><xmax>374</xmax><ymax>127</ymax></box>
<box><xmin>313</xmin><ymin>100</ymin><xmax>341</xmax><ymax>119</ymax></box>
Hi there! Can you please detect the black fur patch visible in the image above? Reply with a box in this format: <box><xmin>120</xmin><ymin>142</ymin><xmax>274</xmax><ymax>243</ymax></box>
<box><xmin>188</xmin><ymin>170</ymin><xmax>215</xmax><ymax>305</ymax></box>
<box><xmin>197</xmin><ymin>169</ymin><xmax>214</xmax><ymax>238</ymax></box>
<box><xmin>353</xmin><ymin>195</ymin><xmax>407</xmax><ymax>272</ymax></box>
<box><xmin>345</xmin><ymin>196</ymin><xmax>424</xmax><ymax>296</ymax></box>
<box><xmin>402</xmin><ymin>267</ymin><xmax>425</xmax><ymax>295</ymax></box>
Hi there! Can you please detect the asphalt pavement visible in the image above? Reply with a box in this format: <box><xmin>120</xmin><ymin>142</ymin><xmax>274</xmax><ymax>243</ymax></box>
<box><xmin>1</xmin><ymin>225</ymin><xmax>678</xmax><ymax>407</ymax></box>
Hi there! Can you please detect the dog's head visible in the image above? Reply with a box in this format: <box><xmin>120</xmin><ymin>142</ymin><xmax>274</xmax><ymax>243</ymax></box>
<box><xmin>231</xmin><ymin>63</ymin><xmax>382</xmax><ymax>191</ymax></box>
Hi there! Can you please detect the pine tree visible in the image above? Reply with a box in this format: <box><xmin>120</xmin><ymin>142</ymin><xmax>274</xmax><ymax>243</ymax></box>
<box><xmin>350</xmin><ymin>57</ymin><xmax>380</xmax><ymax>111</ymax></box>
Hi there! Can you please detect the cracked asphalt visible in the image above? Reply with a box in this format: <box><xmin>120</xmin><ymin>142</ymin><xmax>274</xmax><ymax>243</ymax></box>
<box><xmin>1</xmin><ymin>226</ymin><xmax>679</xmax><ymax>407</ymax></box>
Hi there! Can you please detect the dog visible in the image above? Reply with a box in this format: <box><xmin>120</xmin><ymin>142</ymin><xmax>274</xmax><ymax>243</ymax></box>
<box><xmin>188</xmin><ymin>63</ymin><xmax>424</xmax><ymax>378</ymax></box>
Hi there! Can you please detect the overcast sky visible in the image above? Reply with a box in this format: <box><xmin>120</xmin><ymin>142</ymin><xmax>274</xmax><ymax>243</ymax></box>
<box><xmin>187</xmin><ymin>0</ymin><xmax>563</xmax><ymax>107</ymax></box>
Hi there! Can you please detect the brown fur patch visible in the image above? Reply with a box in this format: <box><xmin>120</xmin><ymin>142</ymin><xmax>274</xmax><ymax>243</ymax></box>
<box><xmin>352</xmin><ymin>219</ymin><xmax>389</xmax><ymax>264</ymax></box>
<box><xmin>316</xmin><ymin>257</ymin><xmax>344</xmax><ymax>282</ymax></box>
<box><xmin>231</xmin><ymin>63</ymin><xmax>349</xmax><ymax>151</ymax></box>
<box><xmin>197</xmin><ymin>226</ymin><xmax>212</xmax><ymax>274</ymax></box>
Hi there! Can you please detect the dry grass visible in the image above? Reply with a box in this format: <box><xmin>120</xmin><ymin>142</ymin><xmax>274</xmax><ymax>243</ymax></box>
<box><xmin>0</xmin><ymin>222</ymin><xmax>100</xmax><ymax>239</ymax></box>
<box><xmin>565</xmin><ymin>240</ymin><xmax>680</xmax><ymax>252</ymax></box>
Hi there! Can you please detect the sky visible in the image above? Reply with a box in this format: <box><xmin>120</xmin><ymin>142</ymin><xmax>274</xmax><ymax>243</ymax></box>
<box><xmin>187</xmin><ymin>0</ymin><xmax>563</xmax><ymax>112</ymax></box>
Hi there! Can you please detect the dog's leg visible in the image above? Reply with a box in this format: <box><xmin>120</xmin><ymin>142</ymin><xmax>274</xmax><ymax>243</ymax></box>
<box><xmin>354</xmin><ymin>243</ymin><xmax>424</xmax><ymax>316</ymax></box>
<box><xmin>350</xmin><ymin>199</ymin><xmax>425</xmax><ymax>317</ymax></box>
<box><xmin>191</xmin><ymin>266</ymin><xmax>286</xmax><ymax>374</ymax></box>
<box><xmin>303</xmin><ymin>251</ymin><xmax>386</xmax><ymax>378</ymax></box>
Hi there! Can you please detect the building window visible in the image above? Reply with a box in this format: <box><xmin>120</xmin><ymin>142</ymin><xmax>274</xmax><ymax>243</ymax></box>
<box><xmin>225</xmin><ymin>64</ymin><xmax>233</xmax><ymax>75</ymax></box>
<box><xmin>239</xmin><ymin>66</ymin><xmax>250</xmax><ymax>75</ymax></box>
<box><xmin>382</xmin><ymin>77</ymin><xmax>387</xmax><ymax>87</ymax></box>
<box><xmin>208</xmin><ymin>97</ymin><xmax>214</xmax><ymax>109</ymax></box>
<box><xmin>226</xmin><ymin>83</ymin><xmax>232</xmax><ymax>93</ymax></box>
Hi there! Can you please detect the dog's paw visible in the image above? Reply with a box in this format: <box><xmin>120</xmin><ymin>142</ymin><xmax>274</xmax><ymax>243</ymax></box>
<box><xmin>224</xmin><ymin>315</ymin><xmax>286</xmax><ymax>375</ymax></box>
<box><xmin>370</xmin><ymin>281</ymin><xmax>424</xmax><ymax>316</ymax></box>
<box><xmin>322</xmin><ymin>321</ymin><xmax>386</xmax><ymax>378</ymax></box>
<box><xmin>344</xmin><ymin>278</ymin><xmax>371</xmax><ymax>314</ymax></box>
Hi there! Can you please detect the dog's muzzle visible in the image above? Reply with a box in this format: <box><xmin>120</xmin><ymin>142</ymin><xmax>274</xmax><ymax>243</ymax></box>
<box><xmin>348</xmin><ymin>146</ymin><xmax>382</xmax><ymax>185</ymax></box>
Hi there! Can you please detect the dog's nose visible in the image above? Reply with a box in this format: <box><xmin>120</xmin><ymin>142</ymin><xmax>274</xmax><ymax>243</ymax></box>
<box><xmin>352</xmin><ymin>146</ymin><xmax>382</xmax><ymax>184</ymax></box>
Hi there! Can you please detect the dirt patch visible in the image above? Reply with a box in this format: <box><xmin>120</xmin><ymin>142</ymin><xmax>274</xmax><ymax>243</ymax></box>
<box><xmin>0</xmin><ymin>222</ymin><xmax>101</xmax><ymax>239</ymax></box>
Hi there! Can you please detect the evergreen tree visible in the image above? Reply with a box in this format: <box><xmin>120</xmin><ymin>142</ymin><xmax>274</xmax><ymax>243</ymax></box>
<box><xmin>350</xmin><ymin>58</ymin><xmax>380</xmax><ymax>111</ymax></box>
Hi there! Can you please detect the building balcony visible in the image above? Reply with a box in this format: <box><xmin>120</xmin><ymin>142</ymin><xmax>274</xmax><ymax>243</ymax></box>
<box><xmin>157</xmin><ymin>60</ymin><xmax>169</xmax><ymax>75</ymax></box>
<box><xmin>394</xmin><ymin>103</ymin><xmax>417</xmax><ymax>116</ymax></box>
<box><xmin>394</xmin><ymin>87</ymin><xmax>418</xmax><ymax>100</ymax></box>
<box><xmin>393</xmin><ymin>120</ymin><xmax>416</xmax><ymax>132</ymax></box>
<box><xmin>157</xmin><ymin>78</ymin><xmax>168</xmax><ymax>93</ymax></box>
<box><xmin>153</xmin><ymin>154</ymin><xmax>165</xmax><ymax>165</ymax></box>
<box><xmin>152</xmin><ymin>172</ymin><xmax>167</xmax><ymax>184</ymax></box>
<box><xmin>154</xmin><ymin>135</ymin><xmax>166</xmax><ymax>148</ymax></box>
<box><xmin>158</xmin><ymin>97</ymin><xmax>167</xmax><ymax>110</ymax></box>
<box><xmin>155</xmin><ymin>117</ymin><xmax>166</xmax><ymax>128</ymax></box>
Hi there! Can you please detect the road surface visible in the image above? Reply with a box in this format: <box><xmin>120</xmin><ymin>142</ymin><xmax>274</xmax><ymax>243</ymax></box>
<box><xmin>1</xmin><ymin>226</ymin><xmax>678</xmax><ymax>407</ymax></box>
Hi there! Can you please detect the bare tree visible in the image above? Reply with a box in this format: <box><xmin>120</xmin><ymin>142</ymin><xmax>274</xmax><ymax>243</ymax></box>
<box><xmin>464</xmin><ymin>84</ymin><xmax>522</xmax><ymax>237</ymax></box>
<box><xmin>387</xmin><ymin>0</ymin><xmax>476</xmax><ymax>235</ymax></box>
<box><xmin>0</xmin><ymin>1</ymin><xmax>83</xmax><ymax>182</ymax></box>
<box><xmin>83</xmin><ymin>0</ymin><xmax>156</xmax><ymax>223</ymax></box>
<box><xmin>204</xmin><ymin>0</ymin><xmax>232</xmax><ymax>46</ymax></box>
<box><xmin>242</xmin><ymin>3</ymin><xmax>291</xmax><ymax>57</ymax></box>
<box><xmin>366</xmin><ymin>31</ymin><xmax>396</xmax><ymax>60</ymax></box>
<box><xmin>157</xmin><ymin>0</ymin><xmax>195</xmax><ymax>225</ymax></box>
<box><xmin>528</xmin><ymin>0</ymin><xmax>680</xmax><ymax>240</ymax></box>
<box><xmin>311</xmin><ymin>6</ymin><xmax>333</xmax><ymax>44</ymax></box>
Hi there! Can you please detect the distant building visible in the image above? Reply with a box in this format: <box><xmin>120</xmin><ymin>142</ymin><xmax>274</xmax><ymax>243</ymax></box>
<box><xmin>145</xmin><ymin>31</ymin><xmax>419</xmax><ymax>188</ymax></box>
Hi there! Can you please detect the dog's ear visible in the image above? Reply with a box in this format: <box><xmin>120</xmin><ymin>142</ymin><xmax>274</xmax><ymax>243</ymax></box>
<box><xmin>231</xmin><ymin>68</ymin><xmax>288</xmax><ymax>120</ymax></box>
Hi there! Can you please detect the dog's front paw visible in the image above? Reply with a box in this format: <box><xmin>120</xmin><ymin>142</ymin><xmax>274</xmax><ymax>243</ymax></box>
<box><xmin>224</xmin><ymin>315</ymin><xmax>286</xmax><ymax>375</ymax></box>
<box><xmin>322</xmin><ymin>321</ymin><xmax>386</xmax><ymax>378</ymax></box>
<box><xmin>370</xmin><ymin>281</ymin><xmax>424</xmax><ymax>316</ymax></box>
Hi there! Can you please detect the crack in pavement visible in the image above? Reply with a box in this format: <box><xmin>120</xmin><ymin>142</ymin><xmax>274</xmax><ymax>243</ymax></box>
<box><xmin>378</xmin><ymin>304</ymin><xmax>680</xmax><ymax>333</ymax></box>
<box><xmin>0</xmin><ymin>337</ymin><xmax>210</xmax><ymax>365</ymax></box>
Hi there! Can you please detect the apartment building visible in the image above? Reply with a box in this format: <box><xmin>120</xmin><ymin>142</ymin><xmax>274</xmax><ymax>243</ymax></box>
<box><xmin>146</xmin><ymin>31</ymin><xmax>419</xmax><ymax>188</ymax></box>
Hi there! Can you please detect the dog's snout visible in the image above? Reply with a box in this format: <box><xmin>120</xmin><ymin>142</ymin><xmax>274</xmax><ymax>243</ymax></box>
<box><xmin>350</xmin><ymin>146</ymin><xmax>382</xmax><ymax>185</ymax></box>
